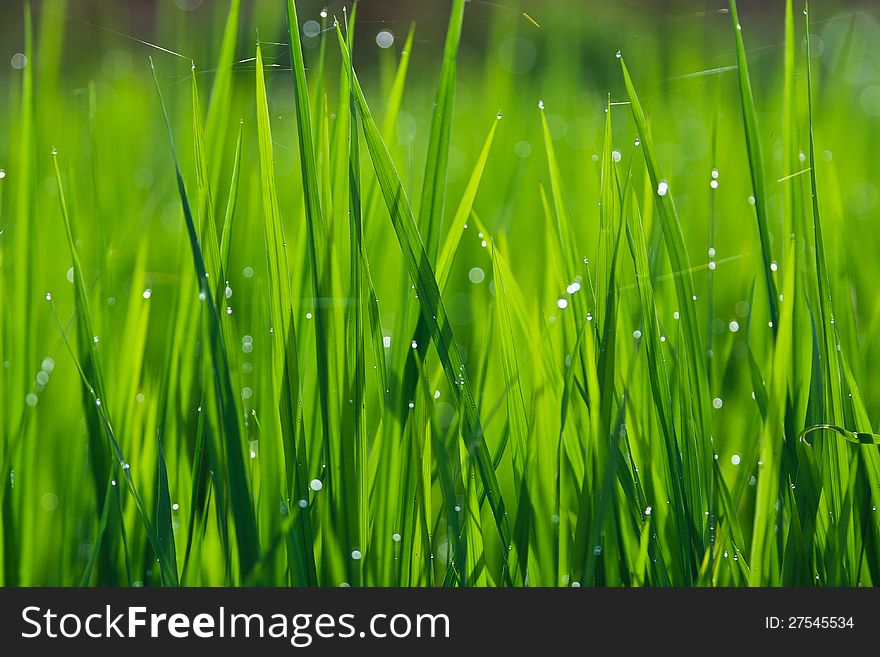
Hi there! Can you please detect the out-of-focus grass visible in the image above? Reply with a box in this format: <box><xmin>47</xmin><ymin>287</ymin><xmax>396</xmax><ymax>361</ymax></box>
<box><xmin>2</xmin><ymin>0</ymin><xmax>880</xmax><ymax>586</ymax></box>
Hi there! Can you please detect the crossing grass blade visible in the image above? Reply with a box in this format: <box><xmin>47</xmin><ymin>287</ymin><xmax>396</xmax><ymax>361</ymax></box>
<box><xmin>150</xmin><ymin>59</ymin><xmax>260</xmax><ymax>580</ymax></box>
<box><xmin>335</xmin><ymin>25</ymin><xmax>513</xmax><ymax>572</ymax></box>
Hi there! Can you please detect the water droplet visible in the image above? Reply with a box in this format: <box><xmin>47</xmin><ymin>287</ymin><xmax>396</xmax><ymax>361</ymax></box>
<box><xmin>320</xmin><ymin>8</ymin><xmax>328</xmax><ymax>19</ymax></box>
<box><xmin>434</xmin><ymin>390</ymin><xmax>441</xmax><ymax>399</ymax></box>
<box><xmin>634</xmin><ymin>138</ymin><xmax>641</xmax><ymax>146</ymax></box>
<box><xmin>298</xmin><ymin>499</ymin><xmax>308</xmax><ymax>509</ymax></box>
<box><xmin>496</xmin><ymin>110</ymin><xmax>503</xmax><ymax>120</ymax></box>
<box><xmin>729</xmin><ymin>320</ymin><xmax>740</xmax><ymax>333</ymax></box>
<box><xmin>480</xmin><ymin>240</ymin><xmax>487</xmax><ymax>248</ymax></box>
<box><xmin>241</xmin><ymin>387</ymin><xmax>253</xmax><ymax>400</ymax></box>
<box><xmin>538</xmin><ymin>100</ymin><xmax>545</xmax><ymax>110</ymax></box>
<box><xmin>226</xmin><ymin>306</ymin><xmax>232</xmax><ymax>315</ymax></box>
<box><xmin>10</xmin><ymin>53</ymin><xmax>27</xmax><ymax>69</ymax></box>
<box><xmin>121</xmin><ymin>461</ymin><xmax>129</xmax><ymax>470</ymax></box>
<box><xmin>383</xmin><ymin>336</ymin><xmax>391</xmax><ymax>349</ymax></box>
<box><xmin>376</xmin><ymin>30</ymin><xmax>394</xmax><ymax>49</ymax></box>
<box><xmin>142</xmin><ymin>288</ymin><xmax>152</xmax><ymax>299</ymax></box>
<box><xmin>25</xmin><ymin>393</ymin><xmax>38</xmax><ymax>407</ymax></box>
<box><xmin>243</xmin><ymin>266</ymin><xmax>254</xmax><ymax>278</ymax></box>
<box><xmin>41</xmin><ymin>357</ymin><xmax>55</xmax><ymax>373</ymax></box>
<box><xmin>632</xmin><ymin>329</ymin><xmax>642</xmax><ymax>340</ymax></box>
<box><xmin>408</xmin><ymin>401</ymin><xmax>415</xmax><ymax>409</ymax></box>
<box><xmin>748</xmin><ymin>195</ymin><xmax>756</xmax><ymax>205</ymax></box>
<box><xmin>411</xmin><ymin>340</ymin><xmax>418</xmax><ymax>349</ymax></box>
<box><xmin>770</xmin><ymin>260</ymin><xmax>778</xmax><ymax>272</ymax></box>
<box><xmin>615</xmin><ymin>50</ymin><xmax>622</xmax><ymax>59</ymax></box>
<box><xmin>310</xmin><ymin>478</ymin><xmax>323</xmax><ymax>492</ymax></box>
<box><xmin>644</xmin><ymin>506</ymin><xmax>652</xmax><ymax>516</ymax></box>
<box><xmin>710</xmin><ymin>179</ymin><xmax>719</xmax><ymax>189</ymax></box>
<box><xmin>66</xmin><ymin>267</ymin><xmax>74</xmax><ymax>283</ymax></box>
<box><xmin>713</xmin><ymin>398</ymin><xmax>723</xmax><ymax>409</ymax></box>
<box><xmin>469</xmin><ymin>267</ymin><xmax>485</xmax><ymax>284</ymax></box>
<box><xmin>731</xmin><ymin>454</ymin><xmax>741</xmax><ymax>465</ymax></box>
<box><xmin>708</xmin><ymin>261</ymin><xmax>716</xmax><ymax>270</ymax></box>
<box><xmin>93</xmin><ymin>335</ymin><xmax>99</xmax><ymax>344</ymax></box>
<box><xmin>566</xmin><ymin>282</ymin><xmax>581</xmax><ymax>294</ymax></box>
<box><xmin>612</xmin><ymin>149</ymin><xmax>622</xmax><ymax>163</ymax></box>
<box><xmin>0</xmin><ymin>169</ymin><xmax>5</xmax><ymax>179</ymax></box>
<box><xmin>95</xmin><ymin>398</ymin><xmax>102</xmax><ymax>407</ymax></box>
<box><xmin>392</xmin><ymin>533</ymin><xmax>401</xmax><ymax>542</ymax></box>
<box><xmin>351</xmin><ymin>549</ymin><xmax>362</xmax><ymax>560</ymax></box>
<box><xmin>673</xmin><ymin>311</ymin><xmax>680</xmax><ymax>320</ymax></box>
<box><xmin>172</xmin><ymin>503</ymin><xmax>179</xmax><ymax>511</ymax></box>
<box><xmin>708</xmin><ymin>247</ymin><xmax>716</xmax><ymax>257</ymax></box>
<box><xmin>657</xmin><ymin>181</ymin><xmax>669</xmax><ymax>196</ymax></box>
<box><xmin>111</xmin><ymin>479</ymin><xmax>117</xmax><ymax>486</ymax></box>
<box><xmin>556</xmin><ymin>298</ymin><xmax>568</xmax><ymax>309</ymax></box>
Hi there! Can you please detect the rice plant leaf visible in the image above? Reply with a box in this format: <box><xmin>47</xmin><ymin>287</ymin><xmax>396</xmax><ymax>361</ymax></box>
<box><xmin>151</xmin><ymin>58</ymin><xmax>260</xmax><ymax>579</ymax></box>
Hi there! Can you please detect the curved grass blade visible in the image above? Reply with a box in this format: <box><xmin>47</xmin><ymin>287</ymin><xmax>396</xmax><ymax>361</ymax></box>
<box><xmin>335</xmin><ymin>26</ymin><xmax>513</xmax><ymax>568</ymax></box>
<box><xmin>728</xmin><ymin>0</ymin><xmax>780</xmax><ymax>333</ymax></box>
<box><xmin>151</xmin><ymin>58</ymin><xmax>260</xmax><ymax>579</ymax></box>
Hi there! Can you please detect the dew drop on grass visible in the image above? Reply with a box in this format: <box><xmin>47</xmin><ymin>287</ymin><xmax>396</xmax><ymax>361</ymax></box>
<box><xmin>708</xmin><ymin>261</ymin><xmax>716</xmax><ymax>270</ymax></box>
<box><xmin>713</xmin><ymin>398</ymin><xmax>723</xmax><ymax>409</ymax></box>
<box><xmin>142</xmin><ymin>289</ymin><xmax>152</xmax><ymax>299</ymax></box>
<box><xmin>566</xmin><ymin>282</ymin><xmax>581</xmax><ymax>294</ymax></box>
<box><xmin>644</xmin><ymin>506</ymin><xmax>652</xmax><ymax>516</ymax></box>
<box><xmin>673</xmin><ymin>311</ymin><xmax>680</xmax><ymax>320</ymax></box>
<box><xmin>411</xmin><ymin>340</ymin><xmax>418</xmax><ymax>349</ymax></box>
<box><xmin>496</xmin><ymin>110</ymin><xmax>503</xmax><ymax>120</ymax></box>
<box><xmin>657</xmin><ymin>181</ymin><xmax>669</xmax><ymax>196</ymax></box>
<box><xmin>172</xmin><ymin>503</ymin><xmax>179</xmax><ymax>511</ymax></box>
<box><xmin>392</xmin><ymin>533</ymin><xmax>401</xmax><ymax>542</ymax></box>
<box><xmin>556</xmin><ymin>298</ymin><xmax>568</xmax><ymax>309</ymax></box>
<box><xmin>298</xmin><ymin>499</ymin><xmax>308</xmax><ymax>509</ymax></box>
<box><xmin>538</xmin><ymin>100</ymin><xmax>544</xmax><ymax>110</ymax></box>
<box><xmin>310</xmin><ymin>478</ymin><xmax>323</xmax><ymax>492</ymax></box>
<box><xmin>633</xmin><ymin>329</ymin><xmax>642</xmax><ymax>339</ymax></box>
<box><xmin>770</xmin><ymin>260</ymin><xmax>778</xmax><ymax>272</ymax></box>
<box><xmin>376</xmin><ymin>30</ymin><xmax>394</xmax><ymax>49</ymax></box>
<box><xmin>612</xmin><ymin>149</ymin><xmax>622</xmax><ymax>163</ymax></box>
<box><xmin>306</xmin><ymin>312</ymin><xmax>313</xmax><ymax>319</ymax></box>
<box><xmin>243</xmin><ymin>266</ymin><xmax>254</xmax><ymax>278</ymax></box>
<box><xmin>571</xmin><ymin>581</ymin><xmax>581</xmax><ymax>588</ymax></box>
<box><xmin>25</xmin><ymin>393</ymin><xmax>38</xmax><ymax>407</ymax></box>
<box><xmin>731</xmin><ymin>454</ymin><xmax>741</xmax><ymax>466</ymax></box>
<box><xmin>320</xmin><ymin>8</ymin><xmax>328</xmax><ymax>18</ymax></box>
<box><xmin>408</xmin><ymin>401</ymin><xmax>415</xmax><ymax>409</ymax></box>
<box><xmin>710</xmin><ymin>179</ymin><xmax>718</xmax><ymax>189</ymax></box>
<box><xmin>66</xmin><ymin>267</ymin><xmax>74</xmax><ymax>283</ymax></box>
<box><xmin>41</xmin><ymin>357</ymin><xmax>55</xmax><ymax>374</ymax></box>
<box><xmin>0</xmin><ymin>169</ymin><xmax>5</xmax><ymax>179</ymax></box>
<box><xmin>383</xmin><ymin>336</ymin><xmax>391</xmax><ymax>349</ymax></box>
<box><xmin>729</xmin><ymin>320</ymin><xmax>739</xmax><ymax>333</ymax></box>
<box><xmin>351</xmin><ymin>550</ymin><xmax>362</xmax><ymax>560</ymax></box>
<box><xmin>469</xmin><ymin>267</ymin><xmax>485</xmax><ymax>284</ymax></box>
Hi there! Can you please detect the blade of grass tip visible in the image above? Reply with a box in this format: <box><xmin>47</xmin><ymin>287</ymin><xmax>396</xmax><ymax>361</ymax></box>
<box><xmin>728</xmin><ymin>0</ymin><xmax>780</xmax><ymax>335</ymax></box>
<box><xmin>204</xmin><ymin>0</ymin><xmax>241</xmax><ymax>196</ymax></box>
<box><xmin>620</xmin><ymin>55</ymin><xmax>713</xmax><ymax>563</ymax></box>
<box><xmin>191</xmin><ymin>65</ymin><xmax>223</xmax><ymax>293</ymax></box>
<box><xmin>150</xmin><ymin>58</ymin><xmax>260</xmax><ymax>579</ymax></box>
<box><xmin>219</xmin><ymin>119</ymin><xmax>244</xmax><ymax>277</ymax></box>
<box><xmin>420</xmin><ymin>0</ymin><xmax>465</xmax><ymax>261</ymax></box>
<box><xmin>435</xmin><ymin>116</ymin><xmax>500</xmax><ymax>290</ymax></box>
<box><xmin>336</xmin><ymin>27</ymin><xmax>513</xmax><ymax>567</ymax></box>
<box><xmin>364</xmin><ymin>24</ymin><xmax>416</xmax><ymax>242</ymax></box>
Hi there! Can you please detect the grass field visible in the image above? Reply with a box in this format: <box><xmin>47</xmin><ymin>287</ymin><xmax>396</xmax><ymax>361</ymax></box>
<box><xmin>2</xmin><ymin>0</ymin><xmax>880</xmax><ymax>586</ymax></box>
